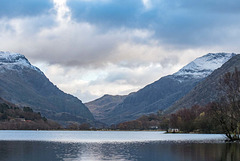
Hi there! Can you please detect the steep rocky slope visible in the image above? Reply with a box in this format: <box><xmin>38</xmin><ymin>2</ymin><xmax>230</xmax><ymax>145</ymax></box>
<box><xmin>96</xmin><ymin>53</ymin><xmax>236</xmax><ymax>125</ymax></box>
<box><xmin>166</xmin><ymin>54</ymin><xmax>240</xmax><ymax>113</ymax></box>
<box><xmin>0</xmin><ymin>51</ymin><xmax>94</xmax><ymax>124</ymax></box>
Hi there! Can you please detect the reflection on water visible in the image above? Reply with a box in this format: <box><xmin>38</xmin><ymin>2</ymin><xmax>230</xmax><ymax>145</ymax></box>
<box><xmin>0</xmin><ymin>131</ymin><xmax>239</xmax><ymax>161</ymax></box>
<box><xmin>0</xmin><ymin>131</ymin><xmax>225</xmax><ymax>142</ymax></box>
<box><xmin>0</xmin><ymin>141</ymin><xmax>239</xmax><ymax>161</ymax></box>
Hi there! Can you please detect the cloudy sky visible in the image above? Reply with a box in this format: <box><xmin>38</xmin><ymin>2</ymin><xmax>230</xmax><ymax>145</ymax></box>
<box><xmin>1</xmin><ymin>0</ymin><xmax>240</xmax><ymax>102</ymax></box>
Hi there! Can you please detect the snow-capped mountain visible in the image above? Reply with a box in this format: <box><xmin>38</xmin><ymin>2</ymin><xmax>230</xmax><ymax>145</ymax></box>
<box><xmin>0</xmin><ymin>51</ymin><xmax>42</xmax><ymax>73</ymax></box>
<box><xmin>91</xmin><ymin>52</ymin><xmax>237</xmax><ymax>125</ymax></box>
<box><xmin>167</xmin><ymin>54</ymin><xmax>240</xmax><ymax>114</ymax></box>
<box><xmin>0</xmin><ymin>51</ymin><xmax>94</xmax><ymax>124</ymax></box>
<box><xmin>173</xmin><ymin>53</ymin><xmax>236</xmax><ymax>80</ymax></box>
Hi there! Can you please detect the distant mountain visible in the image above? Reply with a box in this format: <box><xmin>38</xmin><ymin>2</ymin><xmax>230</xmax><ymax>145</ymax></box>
<box><xmin>85</xmin><ymin>94</ymin><xmax>127</xmax><ymax>123</ymax></box>
<box><xmin>166</xmin><ymin>54</ymin><xmax>240</xmax><ymax>114</ymax></box>
<box><xmin>0</xmin><ymin>51</ymin><xmax>94</xmax><ymax>124</ymax></box>
<box><xmin>97</xmin><ymin>53</ymin><xmax>236</xmax><ymax>125</ymax></box>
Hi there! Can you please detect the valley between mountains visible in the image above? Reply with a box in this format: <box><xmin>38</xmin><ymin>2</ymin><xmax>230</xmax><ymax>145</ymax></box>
<box><xmin>0</xmin><ymin>51</ymin><xmax>239</xmax><ymax>134</ymax></box>
<box><xmin>86</xmin><ymin>53</ymin><xmax>236</xmax><ymax>125</ymax></box>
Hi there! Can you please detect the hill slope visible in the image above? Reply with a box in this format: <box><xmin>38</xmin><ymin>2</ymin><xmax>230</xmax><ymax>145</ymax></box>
<box><xmin>0</xmin><ymin>51</ymin><xmax>94</xmax><ymax>124</ymax></box>
<box><xmin>96</xmin><ymin>53</ymin><xmax>236</xmax><ymax>125</ymax></box>
<box><xmin>0</xmin><ymin>101</ymin><xmax>61</xmax><ymax>130</ymax></box>
<box><xmin>86</xmin><ymin>94</ymin><xmax>127</xmax><ymax>122</ymax></box>
<box><xmin>166</xmin><ymin>54</ymin><xmax>240</xmax><ymax>113</ymax></box>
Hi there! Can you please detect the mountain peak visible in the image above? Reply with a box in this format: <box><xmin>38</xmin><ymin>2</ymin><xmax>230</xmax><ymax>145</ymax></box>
<box><xmin>0</xmin><ymin>51</ymin><xmax>95</xmax><ymax>124</ymax></box>
<box><xmin>0</xmin><ymin>51</ymin><xmax>42</xmax><ymax>74</ymax></box>
<box><xmin>167</xmin><ymin>54</ymin><xmax>240</xmax><ymax>114</ymax></box>
<box><xmin>173</xmin><ymin>52</ymin><xmax>236</xmax><ymax>81</ymax></box>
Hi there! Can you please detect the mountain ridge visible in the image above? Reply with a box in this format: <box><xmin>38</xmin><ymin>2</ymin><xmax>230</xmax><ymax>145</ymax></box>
<box><xmin>0</xmin><ymin>51</ymin><xmax>94</xmax><ymax>124</ymax></box>
<box><xmin>173</xmin><ymin>52</ymin><xmax>236</xmax><ymax>81</ymax></box>
<box><xmin>88</xmin><ymin>52</ymin><xmax>236</xmax><ymax>125</ymax></box>
<box><xmin>86</xmin><ymin>94</ymin><xmax>127</xmax><ymax>122</ymax></box>
<box><xmin>0</xmin><ymin>51</ymin><xmax>43</xmax><ymax>74</ymax></box>
<box><xmin>166</xmin><ymin>54</ymin><xmax>240</xmax><ymax>114</ymax></box>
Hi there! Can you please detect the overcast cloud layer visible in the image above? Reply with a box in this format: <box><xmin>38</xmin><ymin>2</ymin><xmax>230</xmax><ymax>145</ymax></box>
<box><xmin>1</xmin><ymin>0</ymin><xmax>240</xmax><ymax>102</ymax></box>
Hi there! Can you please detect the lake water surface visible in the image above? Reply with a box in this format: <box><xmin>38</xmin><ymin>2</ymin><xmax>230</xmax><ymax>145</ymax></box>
<box><xmin>0</xmin><ymin>131</ymin><xmax>239</xmax><ymax>161</ymax></box>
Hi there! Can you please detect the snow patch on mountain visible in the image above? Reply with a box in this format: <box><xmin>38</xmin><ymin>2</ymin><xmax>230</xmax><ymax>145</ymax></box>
<box><xmin>0</xmin><ymin>51</ymin><xmax>43</xmax><ymax>74</ymax></box>
<box><xmin>173</xmin><ymin>53</ymin><xmax>236</xmax><ymax>81</ymax></box>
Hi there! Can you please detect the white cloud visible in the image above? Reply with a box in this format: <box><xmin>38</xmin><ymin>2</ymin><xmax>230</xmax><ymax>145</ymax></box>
<box><xmin>1</xmin><ymin>11</ymin><xmax>237</xmax><ymax>102</ymax></box>
<box><xmin>34</xmin><ymin>47</ymin><xmax>212</xmax><ymax>103</ymax></box>
<box><xmin>142</xmin><ymin>0</ymin><xmax>152</xmax><ymax>9</ymax></box>
<box><xmin>53</xmin><ymin>0</ymin><xmax>71</xmax><ymax>23</ymax></box>
<box><xmin>1</xmin><ymin>0</ymin><xmax>240</xmax><ymax>103</ymax></box>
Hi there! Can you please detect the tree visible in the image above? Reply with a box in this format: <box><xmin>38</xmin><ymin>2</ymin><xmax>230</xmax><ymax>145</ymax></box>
<box><xmin>211</xmin><ymin>68</ymin><xmax>240</xmax><ymax>141</ymax></box>
<box><xmin>79</xmin><ymin>123</ymin><xmax>90</xmax><ymax>130</ymax></box>
<box><xmin>67</xmin><ymin>122</ymin><xmax>79</xmax><ymax>130</ymax></box>
<box><xmin>23</xmin><ymin>107</ymin><xmax>33</xmax><ymax>113</ymax></box>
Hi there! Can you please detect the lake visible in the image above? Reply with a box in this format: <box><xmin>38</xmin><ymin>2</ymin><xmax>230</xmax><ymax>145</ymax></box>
<box><xmin>0</xmin><ymin>131</ymin><xmax>239</xmax><ymax>161</ymax></box>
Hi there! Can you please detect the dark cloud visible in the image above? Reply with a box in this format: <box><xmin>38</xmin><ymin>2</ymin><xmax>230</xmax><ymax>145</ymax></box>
<box><xmin>67</xmin><ymin>0</ymin><xmax>240</xmax><ymax>47</ymax></box>
<box><xmin>67</xmin><ymin>0</ymin><xmax>144</xmax><ymax>28</ymax></box>
<box><xmin>0</xmin><ymin>0</ymin><xmax>54</xmax><ymax>18</ymax></box>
